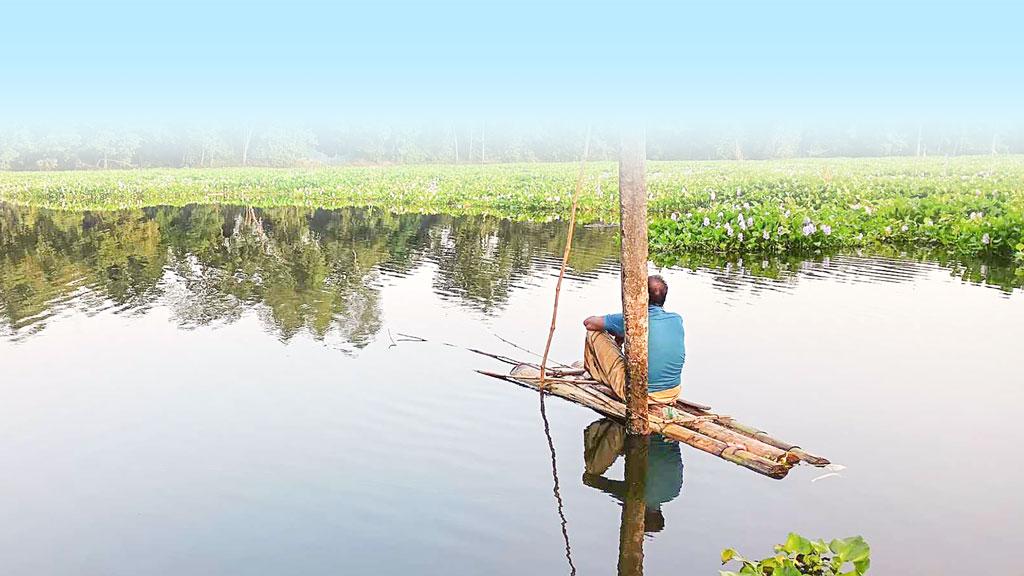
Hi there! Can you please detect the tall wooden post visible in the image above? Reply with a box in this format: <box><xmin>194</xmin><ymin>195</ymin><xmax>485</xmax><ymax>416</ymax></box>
<box><xmin>619</xmin><ymin>129</ymin><xmax>650</xmax><ymax>436</ymax></box>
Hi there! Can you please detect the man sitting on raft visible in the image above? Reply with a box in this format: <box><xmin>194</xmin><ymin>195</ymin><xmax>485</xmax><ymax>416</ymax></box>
<box><xmin>582</xmin><ymin>275</ymin><xmax>685</xmax><ymax>405</ymax></box>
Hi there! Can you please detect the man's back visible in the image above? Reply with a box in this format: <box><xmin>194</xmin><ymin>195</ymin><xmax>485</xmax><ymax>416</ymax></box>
<box><xmin>603</xmin><ymin>305</ymin><xmax>686</xmax><ymax>393</ymax></box>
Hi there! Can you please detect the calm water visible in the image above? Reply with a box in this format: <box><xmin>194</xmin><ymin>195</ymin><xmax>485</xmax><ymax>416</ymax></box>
<box><xmin>1</xmin><ymin>203</ymin><xmax>1021</xmax><ymax>575</ymax></box>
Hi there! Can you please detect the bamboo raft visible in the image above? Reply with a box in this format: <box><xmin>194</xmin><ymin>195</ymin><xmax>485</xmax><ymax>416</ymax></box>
<box><xmin>476</xmin><ymin>360</ymin><xmax>830</xmax><ymax>480</ymax></box>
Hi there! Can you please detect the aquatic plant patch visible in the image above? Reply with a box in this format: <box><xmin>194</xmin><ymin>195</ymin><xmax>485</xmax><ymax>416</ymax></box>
<box><xmin>721</xmin><ymin>533</ymin><xmax>871</xmax><ymax>576</ymax></box>
<box><xmin>1</xmin><ymin>156</ymin><xmax>1021</xmax><ymax>267</ymax></box>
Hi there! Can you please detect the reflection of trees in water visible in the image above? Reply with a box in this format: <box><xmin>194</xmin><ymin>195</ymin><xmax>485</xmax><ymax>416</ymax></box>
<box><xmin>0</xmin><ymin>203</ymin><xmax>620</xmax><ymax>344</ymax></box>
<box><xmin>0</xmin><ymin>204</ymin><xmax>168</xmax><ymax>338</ymax></box>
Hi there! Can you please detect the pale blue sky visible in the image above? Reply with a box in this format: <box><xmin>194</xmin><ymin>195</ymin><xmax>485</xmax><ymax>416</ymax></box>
<box><xmin>2</xmin><ymin>0</ymin><xmax>1021</xmax><ymax>122</ymax></box>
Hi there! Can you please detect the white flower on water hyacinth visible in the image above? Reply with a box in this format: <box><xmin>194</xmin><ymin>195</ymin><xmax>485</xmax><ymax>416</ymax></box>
<box><xmin>738</xmin><ymin>214</ymin><xmax>747</xmax><ymax>230</ymax></box>
<box><xmin>864</xmin><ymin>206</ymin><xmax>873</xmax><ymax>215</ymax></box>
<box><xmin>856</xmin><ymin>233</ymin><xmax>864</xmax><ymax>241</ymax></box>
<box><xmin>982</xmin><ymin>233</ymin><xmax>991</xmax><ymax>244</ymax></box>
<box><xmin>784</xmin><ymin>209</ymin><xmax>791</xmax><ymax>218</ymax></box>
<box><xmin>743</xmin><ymin>202</ymin><xmax>751</xmax><ymax>210</ymax></box>
<box><xmin>802</xmin><ymin>222</ymin><xmax>816</xmax><ymax>236</ymax></box>
<box><xmin>885</xmin><ymin>226</ymin><xmax>892</xmax><ymax>234</ymax></box>
<box><xmin>747</xmin><ymin>216</ymin><xmax>754</xmax><ymax>227</ymax></box>
<box><xmin>822</xmin><ymin>224</ymin><xmax>832</xmax><ymax>236</ymax></box>
<box><xmin>763</xmin><ymin>229</ymin><xmax>770</xmax><ymax>240</ymax></box>
<box><xmin>901</xmin><ymin>224</ymin><xmax>909</xmax><ymax>232</ymax></box>
<box><xmin>685</xmin><ymin>212</ymin><xmax>692</xmax><ymax>219</ymax></box>
<box><xmin>736</xmin><ymin>187</ymin><xmax>742</xmax><ymax>197</ymax></box>
<box><xmin>777</xmin><ymin>225</ymin><xmax>787</xmax><ymax>235</ymax></box>
<box><xmin>725</xmin><ymin>223</ymin><xmax>734</xmax><ymax>236</ymax></box>
<box><xmin>703</xmin><ymin>216</ymin><xmax>711</xmax><ymax>227</ymax></box>
<box><xmin>710</xmin><ymin>191</ymin><xmax>716</xmax><ymax>201</ymax></box>
<box><xmin>924</xmin><ymin>218</ymin><xmax>934</xmax><ymax>226</ymax></box>
<box><xmin>670</xmin><ymin>212</ymin><xmax>679</xmax><ymax>221</ymax></box>
<box><xmin>717</xmin><ymin>212</ymin><xmax>724</xmax><ymax>220</ymax></box>
<box><xmin>738</xmin><ymin>232</ymin><xmax>744</xmax><ymax>242</ymax></box>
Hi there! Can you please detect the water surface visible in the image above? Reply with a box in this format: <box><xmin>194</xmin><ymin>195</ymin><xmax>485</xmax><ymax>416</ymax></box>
<box><xmin>1</xmin><ymin>204</ymin><xmax>1021</xmax><ymax>575</ymax></box>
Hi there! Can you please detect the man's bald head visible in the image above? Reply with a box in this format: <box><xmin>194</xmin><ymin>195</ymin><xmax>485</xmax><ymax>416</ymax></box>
<box><xmin>648</xmin><ymin>275</ymin><xmax>668</xmax><ymax>307</ymax></box>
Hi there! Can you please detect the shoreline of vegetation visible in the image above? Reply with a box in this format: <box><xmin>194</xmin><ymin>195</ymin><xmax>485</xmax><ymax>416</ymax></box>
<box><xmin>1</xmin><ymin>156</ymin><xmax>1021</xmax><ymax>271</ymax></box>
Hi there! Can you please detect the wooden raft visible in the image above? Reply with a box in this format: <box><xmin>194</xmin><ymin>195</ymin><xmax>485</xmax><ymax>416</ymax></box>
<box><xmin>476</xmin><ymin>366</ymin><xmax>829</xmax><ymax>480</ymax></box>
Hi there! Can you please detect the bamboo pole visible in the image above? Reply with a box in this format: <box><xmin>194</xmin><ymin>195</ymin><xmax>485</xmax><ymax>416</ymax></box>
<box><xmin>619</xmin><ymin>129</ymin><xmax>650</xmax><ymax>435</ymax></box>
<box><xmin>539</xmin><ymin>131</ymin><xmax>591</xmax><ymax>386</ymax></box>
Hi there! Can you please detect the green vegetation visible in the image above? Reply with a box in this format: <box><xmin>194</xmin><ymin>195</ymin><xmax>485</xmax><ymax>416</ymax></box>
<box><xmin>1</xmin><ymin>156</ymin><xmax>1022</xmax><ymax>271</ymax></box>
<box><xmin>721</xmin><ymin>533</ymin><xmax>870</xmax><ymax>576</ymax></box>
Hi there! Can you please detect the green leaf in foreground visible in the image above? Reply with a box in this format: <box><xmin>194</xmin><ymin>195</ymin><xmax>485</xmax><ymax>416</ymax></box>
<box><xmin>721</xmin><ymin>533</ymin><xmax>871</xmax><ymax>575</ymax></box>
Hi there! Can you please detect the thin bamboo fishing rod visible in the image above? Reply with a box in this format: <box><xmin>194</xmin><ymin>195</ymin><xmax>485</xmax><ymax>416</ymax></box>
<box><xmin>539</xmin><ymin>129</ymin><xmax>592</xmax><ymax>387</ymax></box>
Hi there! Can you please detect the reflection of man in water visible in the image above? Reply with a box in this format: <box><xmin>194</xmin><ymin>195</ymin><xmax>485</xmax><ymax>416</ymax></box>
<box><xmin>582</xmin><ymin>418</ymin><xmax>683</xmax><ymax>533</ymax></box>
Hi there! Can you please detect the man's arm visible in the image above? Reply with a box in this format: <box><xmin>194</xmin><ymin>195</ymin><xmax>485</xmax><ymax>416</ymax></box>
<box><xmin>583</xmin><ymin>315</ymin><xmax>606</xmax><ymax>331</ymax></box>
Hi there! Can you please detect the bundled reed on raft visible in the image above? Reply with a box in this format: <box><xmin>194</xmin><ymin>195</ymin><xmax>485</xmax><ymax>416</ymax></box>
<box><xmin>476</xmin><ymin>368</ymin><xmax>830</xmax><ymax>479</ymax></box>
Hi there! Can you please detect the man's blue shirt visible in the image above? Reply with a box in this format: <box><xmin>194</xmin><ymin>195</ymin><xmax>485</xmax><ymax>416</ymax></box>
<box><xmin>603</xmin><ymin>305</ymin><xmax>685</xmax><ymax>392</ymax></box>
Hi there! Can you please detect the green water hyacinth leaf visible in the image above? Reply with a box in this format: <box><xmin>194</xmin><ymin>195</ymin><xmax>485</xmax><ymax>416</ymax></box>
<box><xmin>782</xmin><ymin>532</ymin><xmax>814</xmax><ymax>555</ymax></box>
<box><xmin>829</xmin><ymin>536</ymin><xmax>871</xmax><ymax>564</ymax></box>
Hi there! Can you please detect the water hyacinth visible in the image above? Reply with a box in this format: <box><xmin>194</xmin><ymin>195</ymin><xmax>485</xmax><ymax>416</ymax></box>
<box><xmin>982</xmin><ymin>233</ymin><xmax>991</xmax><ymax>245</ymax></box>
<box><xmin>0</xmin><ymin>156</ymin><xmax>1020</xmax><ymax>272</ymax></box>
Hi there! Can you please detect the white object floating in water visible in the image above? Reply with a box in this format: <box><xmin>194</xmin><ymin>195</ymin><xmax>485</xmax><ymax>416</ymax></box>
<box><xmin>824</xmin><ymin>463</ymin><xmax>847</xmax><ymax>472</ymax></box>
<box><xmin>811</xmin><ymin>472</ymin><xmax>841</xmax><ymax>483</ymax></box>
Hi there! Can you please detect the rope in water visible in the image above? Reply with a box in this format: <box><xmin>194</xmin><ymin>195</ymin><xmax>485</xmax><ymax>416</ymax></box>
<box><xmin>538</xmin><ymin>129</ymin><xmax>592</xmax><ymax>387</ymax></box>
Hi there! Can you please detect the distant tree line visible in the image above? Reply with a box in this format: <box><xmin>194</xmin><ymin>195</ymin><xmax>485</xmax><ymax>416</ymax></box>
<box><xmin>0</xmin><ymin>121</ymin><xmax>1021</xmax><ymax>171</ymax></box>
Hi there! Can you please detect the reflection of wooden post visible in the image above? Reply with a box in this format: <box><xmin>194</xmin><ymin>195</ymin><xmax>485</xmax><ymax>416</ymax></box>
<box><xmin>619</xmin><ymin>129</ymin><xmax>650</xmax><ymax>436</ymax></box>
<box><xmin>617</xmin><ymin>433</ymin><xmax>648</xmax><ymax>576</ymax></box>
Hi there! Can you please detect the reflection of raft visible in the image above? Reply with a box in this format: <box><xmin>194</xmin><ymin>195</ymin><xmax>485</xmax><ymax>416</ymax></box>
<box><xmin>476</xmin><ymin>361</ymin><xmax>830</xmax><ymax>480</ymax></box>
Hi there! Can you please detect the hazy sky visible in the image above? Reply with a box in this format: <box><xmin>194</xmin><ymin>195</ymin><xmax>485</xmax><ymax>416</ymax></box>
<box><xmin>3</xmin><ymin>0</ymin><xmax>1022</xmax><ymax>123</ymax></box>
